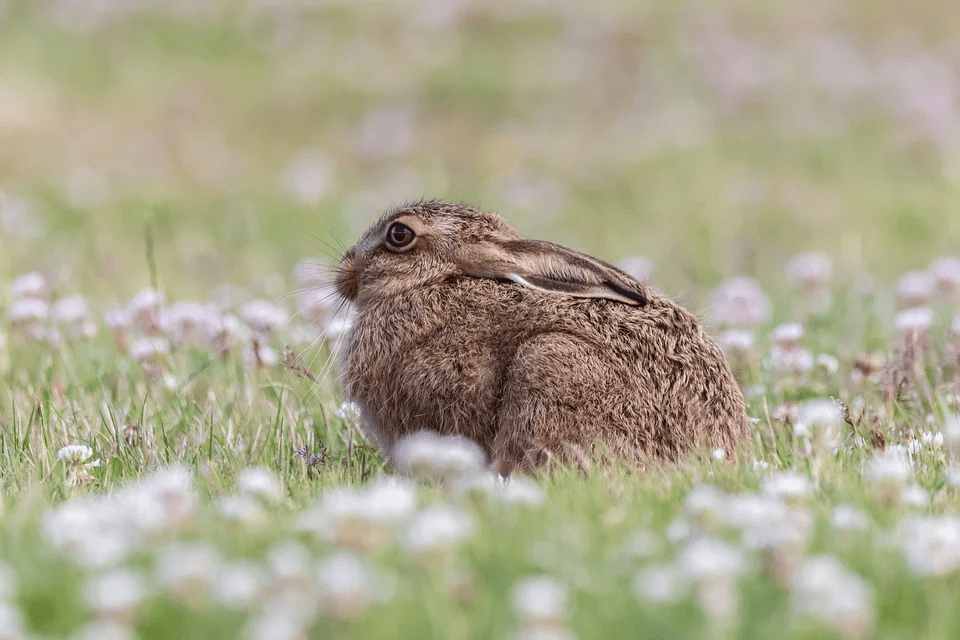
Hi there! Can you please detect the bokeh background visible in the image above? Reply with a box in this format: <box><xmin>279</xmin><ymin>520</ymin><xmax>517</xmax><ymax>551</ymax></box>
<box><xmin>1</xmin><ymin>0</ymin><xmax>959</xmax><ymax>306</ymax></box>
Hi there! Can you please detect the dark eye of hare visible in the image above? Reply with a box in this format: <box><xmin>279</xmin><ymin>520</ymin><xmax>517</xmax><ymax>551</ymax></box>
<box><xmin>386</xmin><ymin>222</ymin><xmax>415</xmax><ymax>249</ymax></box>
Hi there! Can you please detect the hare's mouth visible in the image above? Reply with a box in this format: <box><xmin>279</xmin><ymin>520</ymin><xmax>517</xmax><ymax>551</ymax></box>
<box><xmin>334</xmin><ymin>253</ymin><xmax>360</xmax><ymax>302</ymax></box>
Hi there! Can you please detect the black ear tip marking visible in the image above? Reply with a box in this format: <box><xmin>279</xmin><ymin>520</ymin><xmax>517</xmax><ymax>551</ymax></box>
<box><xmin>606</xmin><ymin>281</ymin><xmax>648</xmax><ymax>306</ymax></box>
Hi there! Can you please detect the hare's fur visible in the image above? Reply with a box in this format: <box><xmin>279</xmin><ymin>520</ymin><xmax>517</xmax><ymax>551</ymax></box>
<box><xmin>337</xmin><ymin>201</ymin><xmax>750</xmax><ymax>473</ymax></box>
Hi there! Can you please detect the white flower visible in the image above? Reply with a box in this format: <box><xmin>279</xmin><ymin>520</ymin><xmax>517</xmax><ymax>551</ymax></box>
<box><xmin>0</xmin><ymin>564</ymin><xmax>17</xmax><ymax>600</ymax></box>
<box><xmin>334</xmin><ymin>402</ymin><xmax>361</xmax><ymax>422</ymax></box>
<box><xmin>7</xmin><ymin>297</ymin><xmax>49</xmax><ymax>325</ymax></box>
<box><xmin>717</xmin><ymin>329</ymin><xmax>755</xmax><ymax>356</ymax></box>
<box><xmin>127</xmin><ymin>288</ymin><xmax>164</xmax><ymax>333</ymax></box>
<box><xmin>58</xmin><ymin>444</ymin><xmax>95</xmax><ymax>465</ymax></box>
<box><xmin>213</xmin><ymin>561</ymin><xmax>267</xmax><ymax>610</ymax></box>
<box><xmin>104</xmin><ymin>308</ymin><xmax>132</xmax><ymax>332</ymax></box>
<box><xmin>930</xmin><ymin>256</ymin><xmax>960</xmax><ymax>292</ymax></box>
<box><xmin>786</xmin><ymin>252</ymin><xmax>832</xmax><ymax>287</ymax></box>
<box><xmin>155</xmin><ymin>542</ymin><xmax>221</xmax><ymax>605</ymax></box>
<box><xmin>679</xmin><ymin>537</ymin><xmax>745</xmax><ymax>581</ymax></box>
<box><xmin>499</xmin><ymin>476</ymin><xmax>546</xmax><ymax>507</ymax></box>
<box><xmin>52</xmin><ymin>295</ymin><xmax>90</xmax><ymax>325</ymax></box>
<box><xmin>297</xmin><ymin>476</ymin><xmax>418</xmax><ymax>551</ymax></box>
<box><xmin>10</xmin><ymin>271</ymin><xmax>47</xmax><ymax>299</ymax></box>
<box><xmin>0</xmin><ymin>602</ymin><xmax>25</xmax><ymax>640</ymax></box>
<box><xmin>830</xmin><ymin>506</ymin><xmax>871</xmax><ymax>534</ymax></box>
<box><xmin>158</xmin><ymin>301</ymin><xmax>216</xmax><ymax>345</ymax></box>
<box><xmin>129</xmin><ymin>337</ymin><xmax>169</xmax><ymax>363</ymax></box>
<box><xmin>403</xmin><ymin>506</ymin><xmax>474</xmax><ymax>559</ymax></box>
<box><xmin>771</xmin><ymin>323</ymin><xmax>804</xmax><ymax>349</ymax></box>
<box><xmin>634</xmin><ymin>563</ymin><xmax>690</xmax><ymax>605</ymax></box>
<box><xmin>393</xmin><ymin>431</ymin><xmax>487</xmax><ymax>481</ymax></box>
<box><xmin>217</xmin><ymin>495</ymin><xmax>267</xmax><ymax>527</ymax></box>
<box><xmin>708</xmin><ymin>277</ymin><xmax>771</xmax><ymax>328</ymax></box>
<box><xmin>70</xmin><ymin>620</ymin><xmax>138</xmax><ymax>640</ymax></box>
<box><xmin>897</xmin><ymin>271</ymin><xmax>935</xmax><ymax>308</ymax></box>
<box><xmin>237</xmin><ymin>467</ymin><xmax>284</xmax><ymax>503</ymax></box>
<box><xmin>791</xmin><ymin>555</ymin><xmax>873</xmax><ymax>639</ymax></box>
<box><xmin>85</xmin><ymin>569</ymin><xmax>147</xmax><ymax>619</ymax></box>
<box><xmin>763</xmin><ymin>472</ymin><xmax>812</xmax><ymax>501</ymax></box>
<box><xmin>712</xmin><ymin>448</ymin><xmax>726</xmax><ymax>461</ymax></box>
<box><xmin>815</xmin><ymin>354</ymin><xmax>840</xmax><ymax>374</ymax></box>
<box><xmin>240</xmin><ymin>300</ymin><xmax>288</xmax><ymax>334</ymax></box>
<box><xmin>900</xmin><ymin>484</ymin><xmax>929</xmax><ymax>508</ymax></box>
<box><xmin>897</xmin><ymin>515</ymin><xmax>960</xmax><ymax>577</ymax></box>
<box><xmin>752</xmin><ymin>460</ymin><xmax>770</xmax><ymax>473</ymax></box>
<box><xmin>510</xmin><ymin>576</ymin><xmax>569</xmax><ymax>626</ymax></box>
<box><xmin>864</xmin><ymin>449</ymin><xmax>913</xmax><ymax>488</ymax></box>
<box><xmin>124</xmin><ymin>465</ymin><xmax>197</xmax><ymax>535</ymax></box>
<box><xmin>895</xmin><ymin>307</ymin><xmax>933</xmax><ymax>337</ymax></box>
<box><xmin>316</xmin><ymin>553</ymin><xmax>375</xmax><ymax>621</ymax></box>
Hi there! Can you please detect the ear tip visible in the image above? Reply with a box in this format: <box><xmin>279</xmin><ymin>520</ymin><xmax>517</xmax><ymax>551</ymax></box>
<box><xmin>606</xmin><ymin>281</ymin><xmax>648</xmax><ymax>306</ymax></box>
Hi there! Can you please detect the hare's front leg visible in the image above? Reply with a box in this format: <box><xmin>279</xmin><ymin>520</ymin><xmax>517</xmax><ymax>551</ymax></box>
<box><xmin>493</xmin><ymin>333</ymin><xmax>609</xmax><ymax>475</ymax></box>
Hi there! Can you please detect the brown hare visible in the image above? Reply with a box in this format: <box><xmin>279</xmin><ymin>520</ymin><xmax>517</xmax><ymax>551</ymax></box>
<box><xmin>335</xmin><ymin>200</ymin><xmax>750</xmax><ymax>474</ymax></box>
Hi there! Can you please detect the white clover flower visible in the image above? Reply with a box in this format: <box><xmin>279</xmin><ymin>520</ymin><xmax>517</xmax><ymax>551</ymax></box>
<box><xmin>665</xmin><ymin>517</ymin><xmax>693</xmax><ymax>545</ymax></box>
<box><xmin>58</xmin><ymin>444</ymin><xmax>95</xmax><ymax>465</ymax></box>
<box><xmin>52</xmin><ymin>295</ymin><xmax>90</xmax><ymax>325</ymax></box>
<box><xmin>895</xmin><ymin>307</ymin><xmax>933</xmax><ymax>337</ymax></box>
<box><xmin>213</xmin><ymin>561</ymin><xmax>267</xmax><ymax>610</ymax></box>
<box><xmin>403</xmin><ymin>506</ymin><xmax>474</xmax><ymax>559</ymax></box>
<box><xmin>900</xmin><ymin>484</ymin><xmax>929</xmax><ymax>509</ymax></box>
<box><xmin>771</xmin><ymin>323</ymin><xmax>804</xmax><ymax>349</ymax></box>
<box><xmin>8</xmin><ymin>297</ymin><xmax>49</xmax><ymax>326</ymax></box>
<box><xmin>10</xmin><ymin>271</ymin><xmax>47</xmax><ymax>299</ymax></box>
<box><xmin>930</xmin><ymin>256</ymin><xmax>960</xmax><ymax>292</ymax></box>
<box><xmin>124</xmin><ymin>465</ymin><xmax>197</xmax><ymax>535</ymax></box>
<box><xmin>334</xmin><ymin>402</ymin><xmax>361</xmax><ymax>422</ymax></box>
<box><xmin>510</xmin><ymin>576</ymin><xmax>569</xmax><ymax>626</ymax></box>
<box><xmin>684</xmin><ymin>484</ymin><xmax>727</xmax><ymax>525</ymax></box>
<box><xmin>243</xmin><ymin>608</ymin><xmax>307</xmax><ymax>640</ymax></box>
<box><xmin>786</xmin><ymin>252</ymin><xmax>832</xmax><ymax>287</ymax></box>
<box><xmin>717</xmin><ymin>329</ymin><xmax>755</xmax><ymax>357</ymax></box>
<box><xmin>679</xmin><ymin>537</ymin><xmax>745</xmax><ymax>581</ymax></box>
<box><xmin>236</xmin><ymin>466</ymin><xmax>284</xmax><ymax>503</ymax></box>
<box><xmin>42</xmin><ymin>499</ymin><xmax>136</xmax><ymax>568</ymax></box>
<box><xmin>769</xmin><ymin>346</ymin><xmax>814</xmax><ymax>376</ymax></box>
<box><xmin>897</xmin><ymin>270</ymin><xmax>935</xmax><ymax>308</ymax></box>
<box><xmin>634</xmin><ymin>563</ymin><xmax>690</xmax><ymax>605</ymax></box>
<box><xmin>217</xmin><ymin>495</ymin><xmax>267</xmax><ymax>527</ymax></box>
<box><xmin>104</xmin><ymin>308</ymin><xmax>132</xmax><ymax>332</ymax></box>
<box><xmin>69</xmin><ymin>620</ymin><xmax>139</xmax><ymax>640</ymax></box>
<box><xmin>752</xmin><ymin>460</ymin><xmax>770</xmax><ymax>473</ymax></box>
<box><xmin>815</xmin><ymin>354</ymin><xmax>839</xmax><ymax>374</ymax></box>
<box><xmin>297</xmin><ymin>477</ymin><xmax>418</xmax><ymax>551</ymax></box>
<box><xmin>712</xmin><ymin>448</ymin><xmax>726</xmax><ymax>461</ymax></box>
<box><xmin>240</xmin><ymin>300</ymin><xmax>288</xmax><ymax>334</ymax></box>
<box><xmin>864</xmin><ymin>448</ymin><xmax>913</xmax><ymax>488</ymax></box>
<box><xmin>0</xmin><ymin>564</ymin><xmax>17</xmax><ymax>601</ymax></box>
<box><xmin>499</xmin><ymin>476</ymin><xmax>546</xmax><ymax>507</ymax></box>
<box><xmin>0</xmin><ymin>602</ymin><xmax>25</xmax><ymax>640</ymax></box>
<box><xmin>618</xmin><ymin>256</ymin><xmax>654</xmax><ymax>283</ymax></box>
<box><xmin>393</xmin><ymin>431</ymin><xmax>487</xmax><ymax>481</ymax></box>
<box><xmin>791</xmin><ymin>555</ymin><xmax>873</xmax><ymax>639</ymax></box>
<box><xmin>129</xmin><ymin>337</ymin><xmax>169</xmax><ymax>363</ymax></box>
<box><xmin>921</xmin><ymin>431</ymin><xmax>944</xmax><ymax>447</ymax></box>
<box><xmin>708</xmin><ymin>277</ymin><xmax>771</xmax><ymax>328</ymax></box>
<box><xmin>830</xmin><ymin>506</ymin><xmax>871</xmax><ymax>534</ymax></box>
<box><xmin>158</xmin><ymin>301</ymin><xmax>216</xmax><ymax>345</ymax></box>
<box><xmin>763</xmin><ymin>472</ymin><xmax>812</xmax><ymax>502</ymax></box>
<box><xmin>897</xmin><ymin>515</ymin><xmax>960</xmax><ymax>577</ymax></box>
<box><xmin>127</xmin><ymin>288</ymin><xmax>164</xmax><ymax>333</ymax></box>
<box><xmin>316</xmin><ymin>553</ymin><xmax>374</xmax><ymax>621</ymax></box>
<box><xmin>85</xmin><ymin>569</ymin><xmax>147</xmax><ymax>619</ymax></box>
<box><xmin>155</xmin><ymin>542</ymin><xmax>221</xmax><ymax>606</ymax></box>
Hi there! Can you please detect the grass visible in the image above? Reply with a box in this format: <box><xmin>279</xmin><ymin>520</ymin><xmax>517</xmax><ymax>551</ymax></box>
<box><xmin>1</xmin><ymin>1</ymin><xmax>960</xmax><ymax>638</ymax></box>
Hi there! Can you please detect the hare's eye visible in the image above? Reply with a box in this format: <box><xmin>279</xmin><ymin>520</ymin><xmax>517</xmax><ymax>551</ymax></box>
<box><xmin>386</xmin><ymin>222</ymin><xmax>416</xmax><ymax>249</ymax></box>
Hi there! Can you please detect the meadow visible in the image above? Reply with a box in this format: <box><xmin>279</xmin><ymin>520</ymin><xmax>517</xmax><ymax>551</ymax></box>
<box><xmin>2</xmin><ymin>1</ymin><xmax>960</xmax><ymax>638</ymax></box>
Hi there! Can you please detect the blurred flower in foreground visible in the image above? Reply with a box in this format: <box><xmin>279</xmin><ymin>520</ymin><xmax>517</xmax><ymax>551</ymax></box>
<box><xmin>85</xmin><ymin>569</ymin><xmax>147</xmax><ymax>622</ymax></box>
<box><xmin>929</xmin><ymin>256</ymin><xmax>960</xmax><ymax>295</ymax></box>
<box><xmin>393</xmin><ymin>431</ymin><xmax>487</xmax><ymax>482</ymax></box>
<box><xmin>896</xmin><ymin>271</ymin><xmax>934</xmax><ymax>309</ymax></box>
<box><xmin>297</xmin><ymin>477</ymin><xmax>418</xmax><ymax>551</ymax></box>
<box><xmin>236</xmin><ymin>466</ymin><xmax>284</xmax><ymax>503</ymax></box>
<box><xmin>786</xmin><ymin>252</ymin><xmax>832</xmax><ymax>313</ymax></box>
<box><xmin>708</xmin><ymin>277</ymin><xmax>771</xmax><ymax>328</ymax></box>
<box><xmin>790</xmin><ymin>555</ymin><xmax>873</xmax><ymax>639</ymax></box>
<box><xmin>10</xmin><ymin>271</ymin><xmax>47</xmax><ymax>299</ymax></box>
<box><xmin>316</xmin><ymin>552</ymin><xmax>376</xmax><ymax>621</ymax></box>
<box><xmin>511</xmin><ymin>575</ymin><xmax>569</xmax><ymax>629</ymax></box>
<box><xmin>155</xmin><ymin>542</ymin><xmax>221</xmax><ymax>607</ymax></box>
<box><xmin>896</xmin><ymin>515</ymin><xmax>960</xmax><ymax>577</ymax></box>
<box><xmin>864</xmin><ymin>448</ymin><xmax>913</xmax><ymax>505</ymax></box>
<box><xmin>403</xmin><ymin>506</ymin><xmax>474</xmax><ymax>564</ymax></box>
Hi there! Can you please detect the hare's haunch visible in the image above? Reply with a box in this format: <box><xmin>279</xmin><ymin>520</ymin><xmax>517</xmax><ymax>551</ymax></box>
<box><xmin>335</xmin><ymin>200</ymin><xmax>750</xmax><ymax>473</ymax></box>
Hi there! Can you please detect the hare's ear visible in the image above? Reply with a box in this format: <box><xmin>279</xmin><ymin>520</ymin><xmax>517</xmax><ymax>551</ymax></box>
<box><xmin>454</xmin><ymin>240</ymin><xmax>648</xmax><ymax>306</ymax></box>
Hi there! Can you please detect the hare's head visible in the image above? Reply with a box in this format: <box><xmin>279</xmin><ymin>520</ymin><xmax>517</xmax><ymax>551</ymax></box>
<box><xmin>336</xmin><ymin>200</ymin><xmax>648</xmax><ymax>308</ymax></box>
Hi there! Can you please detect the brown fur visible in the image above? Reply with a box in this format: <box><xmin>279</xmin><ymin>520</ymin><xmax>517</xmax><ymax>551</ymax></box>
<box><xmin>335</xmin><ymin>200</ymin><xmax>751</xmax><ymax>474</ymax></box>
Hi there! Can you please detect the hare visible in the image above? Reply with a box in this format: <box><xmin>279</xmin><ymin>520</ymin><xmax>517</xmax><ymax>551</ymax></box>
<box><xmin>335</xmin><ymin>200</ymin><xmax>750</xmax><ymax>474</ymax></box>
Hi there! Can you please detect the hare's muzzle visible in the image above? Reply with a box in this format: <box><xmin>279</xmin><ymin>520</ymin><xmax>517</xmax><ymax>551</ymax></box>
<box><xmin>335</xmin><ymin>249</ymin><xmax>361</xmax><ymax>302</ymax></box>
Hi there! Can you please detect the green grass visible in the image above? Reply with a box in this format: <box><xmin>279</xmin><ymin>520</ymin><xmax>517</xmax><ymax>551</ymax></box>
<box><xmin>1</xmin><ymin>1</ymin><xmax>960</xmax><ymax>639</ymax></box>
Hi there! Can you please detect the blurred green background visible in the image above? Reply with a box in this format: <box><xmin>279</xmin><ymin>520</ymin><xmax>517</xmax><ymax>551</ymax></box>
<box><xmin>1</xmin><ymin>0</ymin><xmax>958</xmax><ymax>304</ymax></box>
